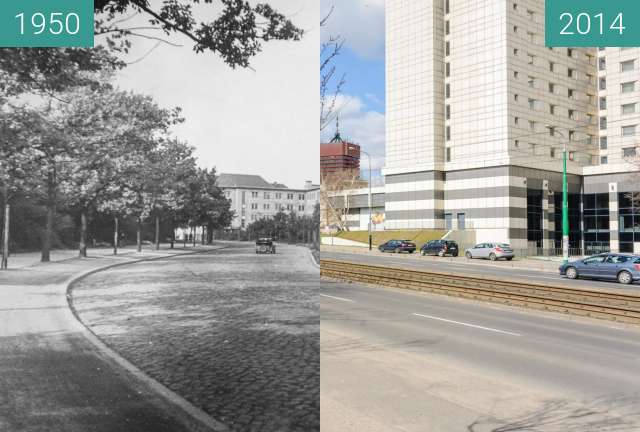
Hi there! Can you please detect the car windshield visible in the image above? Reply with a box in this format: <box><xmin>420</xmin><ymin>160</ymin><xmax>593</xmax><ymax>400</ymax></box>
<box><xmin>498</xmin><ymin>243</ymin><xmax>510</xmax><ymax>248</ymax></box>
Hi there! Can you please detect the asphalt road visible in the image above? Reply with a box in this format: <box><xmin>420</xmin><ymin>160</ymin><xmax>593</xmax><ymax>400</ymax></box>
<box><xmin>321</xmin><ymin>279</ymin><xmax>640</xmax><ymax>432</ymax></box>
<box><xmin>322</xmin><ymin>250</ymin><xmax>640</xmax><ymax>291</ymax></box>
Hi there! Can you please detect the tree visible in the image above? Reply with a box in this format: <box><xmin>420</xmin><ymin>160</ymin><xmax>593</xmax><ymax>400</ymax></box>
<box><xmin>58</xmin><ymin>87</ymin><xmax>182</xmax><ymax>257</ymax></box>
<box><xmin>320</xmin><ymin>6</ymin><xmax>345</xmax><ymax>131</ymax></box>
<box><xmin>94</xmin><ymin>0</ymin><xmax>303</xmax><ymax>68</ymax></box>
<box><xmin>320</xmin><ymin>169</ymin><xmax>364</xmax><ymax>231</ymax></box>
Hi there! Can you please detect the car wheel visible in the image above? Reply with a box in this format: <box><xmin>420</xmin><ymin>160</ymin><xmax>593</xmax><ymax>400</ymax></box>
<box><xmin>465</xmin><ymin>252</ymin><xmax>472</xmax><ymax>259</ymax></box>
<box><xmin>452</xmin><ymin>252</ymin><xmax>458</xmax><ymax>257</ymax></box>
<box><xmin>394</xmin><ymin>247</ymin><xmax>401</xmax><ymax>253</ymax></box>
<box><xmin>420</xmin><ymin>250</ymin><xmax>426</xmax><ymax>256</ymax></box>
<box><xmin>489</xmin><ymin>253</ymin><xmax>497</xmax><ymax>261</ymax></box>
<box><xmin>438</xmin><ymin>250</ymin><xmax>445</xmax><ymax>257</ymax></box>
<box><xmin>617</xmin><ymin>270</ymin><xmax>633</xmax><ymax>285</ymax></box>
<box><xmin>506</xmin><ymin>257</ymin><xmax>513</xmax><ymax>261</ymax></box>
<box><xmin>566</xmin><ymin>267</ymin><xmax>578</xmax><ymax>279</ymax></box>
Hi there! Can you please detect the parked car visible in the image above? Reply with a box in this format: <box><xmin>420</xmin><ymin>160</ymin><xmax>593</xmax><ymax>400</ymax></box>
<box><xmin>378</xmin><ymin>239</ymin><xmax>416</xmax><ymax>254</ymax></box>
<box><xmin>420</xmin><ymin>240</ymin><xmax>459</xmax><ymax>257</ymax></box>
<box><xmin>465</xmin><ymin>243</ymin><xmax>515</xmax><ymax>261</ymax></box>
<box><xmin>559</xmin><ymin>253</ymin><xmax>640</xmax><ymax>284</ymax></box>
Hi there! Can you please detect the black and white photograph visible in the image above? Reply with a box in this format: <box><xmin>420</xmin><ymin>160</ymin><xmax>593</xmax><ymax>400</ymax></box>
<box><xmin>0</xmin><ymin>1</ymin><xmax>319</xmax><ymax>431</ymax></box>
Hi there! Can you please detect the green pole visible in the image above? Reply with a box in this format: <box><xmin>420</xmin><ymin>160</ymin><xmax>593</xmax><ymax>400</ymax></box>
<box><xmin>562</xmin><ymin>148</ymin><xmax>569</xmax><ymax>264</ymax></box>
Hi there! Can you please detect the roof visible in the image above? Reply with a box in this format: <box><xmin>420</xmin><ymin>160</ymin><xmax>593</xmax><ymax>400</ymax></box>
<box><xmin>217</xmin><ymin>173</ymin><xmax>290</xmax><ymax>190</ymax></box>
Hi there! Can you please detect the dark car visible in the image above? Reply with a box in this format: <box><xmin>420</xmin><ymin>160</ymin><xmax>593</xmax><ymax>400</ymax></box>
<box><xmin>255</xmin><ymin>238</ymin><xmax>276</xmax><ymax>254</ymax></box>
<box><xmin>559</xmin><ymin>253</ymin><xmax>640</xmax><ymax>284</ymax></box>
<box><xmin>420</xmin><ymin>240</ymin><xmax>459</xmax><ymax>257</ymax></box>
<box><xmin>378</xmin><ymin>239</ymin><xmax>416</xmax><ymax>254</ymax></box>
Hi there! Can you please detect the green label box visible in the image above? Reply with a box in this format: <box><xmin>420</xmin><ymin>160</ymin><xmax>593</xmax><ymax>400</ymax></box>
<box><xmin>546</xmin><ymin>0</ymin><xmax>640</xmax><ymax>47</ymax></box>
<box><xmin>0</xmin><ymin>0</ymin><xmax>93</xmax><ymax>48</ymax></box>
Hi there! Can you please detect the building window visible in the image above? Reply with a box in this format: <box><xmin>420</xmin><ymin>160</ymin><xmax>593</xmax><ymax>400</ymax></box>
<box><xmin>263</xmin><ymin>203</ymin><xmax>270</xmax><ymax>210</ymax></box>
<box><xmin>622</xmin><ymin>103</ymin><xmax>636</xmax><ymax>115</ymax></box>
<box><xmin>275</xmin><ymin>192</ymin><xmax>282</xmax><ymax>199</ymax></box>
<box><xmin>251</xmin><ymin>191</ymin><xmax>258</xmax><ymax>198</ymax></box>
<box><xmin>445</xmin><ymin>41</ymin><xmax>450</xmax><ymax>56</ymax></box>
<box><xmin>298</xmin><ymin>193</ymin><xmax>305</xmax><ymax>200</ymax></box>
<box><xmin>513</xmin><ymin>48</ymin><xmax>519</xmax><ymax>56</ymax></box>
<box><xmin>528</xmin><ymin>98</ymin><xmax>536</xmax><ymax>110</ymax></box>
<box><xmin>549</xmin><ymin>61</ymin><xmax>554</xmax><ymax>72</ymax></box>
<box><xmin>600</xmin><ymin>136</ymin><xmax>608</xmax><ymax>149</ymax></box>
<box><xmin>567</xmin><ymin>48</ymin><xmax>573</xmax><ymax>58</ymax></box>
<box><xmin>514</xmin><ymin>140</ymin><xmax>520</xmax><ymax>147</ymax></box>
<box><xmin>621</xmin><ymin>59</ymin><xmax>636</xmax><ymax>72</ymax></box>
<box><xmin>527</xmin><ymin>53</ymin><xmax>535</xmax><ymax>65</ymax></box>
<box><xmin>601</xmin><ymin>156</ymin><xmax>608</xmax><ymax>164</ymax></box>
<box><xmin>567</xmin><ymin>68</ymin><xmax>574</xmax><ymax>78</ymax></box>
<box><xmin>600</xmin><ymin>116</ymin><xmax>607</xmax><ymax>130</ymax></box>
<box><xmin>446</xmin><ymin>147</ymin><xmax>451</xmax><ymax>162</ymax></box>
<box><xmin>445</xmin><ymin>62</ymin><xmax>450</xmax><ymax>77</ymax></box>
<box><xmin>599</xmin><ymin>77</ymin><xmax>606</xmax><ymax>90</ymax></box>
<box><xmin>527</xmin><ymin>76</ymin><xmax>535</xmax><ymax>87</ymax></box>
<box><xmin>514</xmin><ymin>116</ymin><xmax>520</xmax><ymax>125</ymax></box>
<box><xmin>298</xmin><ymin>205</ymin><xmax>305</xmax><ymax>212</ymax></box>
<box><xmin>568</xmin><ymin>109</ymin><xmax>575</xmax><ymax>119</ymax></box>
<box><xmin>446</xmin><ymin>126</ymin><xmax>451</xmax><ymax>141</ymax></box>
<box><xmin>445</xmin><ymin>84</ymin><xmax>450</xmax><ymax>98</ymax></box>
<box><xmin>445</xmin><ymin>0</ymin><xmax>449</xmax><ymax>14</ymax></box>
<box><xmin>550</xmin><ymin>104</ymin><xmax>556</xmax><ymax>115</ymax></box>
<box><xmin>263</xmin><ymin>192</ymin><xmax>270</xmax><ymax>199</ymax></box>
<box><xmin>287</xmin><ymin>193</ymin><xmax>294</xmax><ymax>200</ymax></box>
<box><xmin>445</xmin><ymin>104</ymin><xmax>450</xmax><ymax>119</ymax></box>
<box><xmin>599</xmin><ymin>57</ymin><xmax>606</xmax><ymax>70</ymax></box>
<box><xmin>623</xmin><ymin>147</ymin><xmax>637</xmax><ymax>157</ymax></box>
<box><xmin>621</xmin><ymin>81</ymin><xmax>635</xmax><ymax>93</ymax></box>
<box><xmin>548</xmin><ymin>83</ymin><xmax>555</xmax><ymax>93</ymax></box>
<box><xmin>529</xmin><ymin>120</ymin><xmax>536</xmax><ymax>130</ymax></box>
<box><xmin>568</xmin><ymin>88</ymin><xmax>574</xmax><ymax>98</ymax></box>
<box><xmin>445</xmin><ymin>20</ymin><xmax>450</xmax><ymax>35</ymax></box>
<box><xmin>513</xmin><ymin>70</ymin><xmax>519</xmax><ymax>79</ymax></box>
<box><xmin>599</xmin><ymin>96</ymin><xmax>607</xmax><ymax>110</ymax></box>
<box><xmin>622</xmin><ymin>125</ymin><xmax>637</xmax><ymax>136</ymax></box>
<box><xmin>550</xmin><ymin>148</ymin><xmax>556</xmax><ymax>158</ymax></box>
<box><xmin>251</xmin><ymin>203</ymin><xmax>258</xmax><ymax>210</ymax></box>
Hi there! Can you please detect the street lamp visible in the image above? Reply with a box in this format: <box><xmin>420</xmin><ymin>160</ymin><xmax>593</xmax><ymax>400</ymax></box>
<box><xmin>546</xmin><ymin>125</ymin><xmax>569</xmax><ymax>264</ymax></box>
<box><xmin>350</xmin><ymin>146</ymin><xmax>373</xmax><ymax>250</ymax></box>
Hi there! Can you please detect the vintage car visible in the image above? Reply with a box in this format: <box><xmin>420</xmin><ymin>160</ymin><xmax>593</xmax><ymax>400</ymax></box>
<box><xmin>255</xmin><ymin>238</ymin><xmax>276</xmax><ymax>254</ymax></box>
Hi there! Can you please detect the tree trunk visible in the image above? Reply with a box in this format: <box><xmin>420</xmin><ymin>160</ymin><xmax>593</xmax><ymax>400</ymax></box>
<box><xmin>192</xmin><ymin>226</ymin><xmax>196</xmax><ymax>247</ymax></box>
<box><xmin>41</xmin><ymin>170</ymin><xmax>56</xmax><ymax>263</ymax></box>
<box><xmin>201</xmin><ymin>226</ymin><xmax>205</xmax><ymax>245</ymax></box>
<box><xmin>155</xmin><ymin>215</ymin><xmax>160</xmax><ymax>250</ymax></box>
<box><xmin>183</xmin><ymin>228</ymin><xmax>186</xmax><ymax>248</ymax></box>
<box><xmin>113</xmin><ymin>216</ymin><xmax>119</xmax><ymax>255</ymax></box>
<box><xmin>136</xmin><ymin>217</ymin><xmax>142</xmax><ymax>252</ymax></box>
<box><xmin>1</xmin><ymin>202</ymin><xmax>9</xmax><ymax>269</ymax></box>
<box><xmin>79</xmin><ymin>211</ymin><xmax>88</xmax><ymax>258</ymax></box>
<box><xmin>170</xmin><ymin>221</ymin><xmax>175</xmax><ymax>249</ymax></box>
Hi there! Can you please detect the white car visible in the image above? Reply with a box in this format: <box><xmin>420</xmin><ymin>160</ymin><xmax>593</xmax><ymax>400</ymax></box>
<box><xmin>465</xmin><ymin>243</ymin><xmax>515</xmax><ymax>261</ymax></box>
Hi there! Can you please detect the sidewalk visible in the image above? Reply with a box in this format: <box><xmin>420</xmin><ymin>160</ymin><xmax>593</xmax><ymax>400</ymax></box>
<box><xmin>0</xmin><ymin>245</ymin><xmax>224</xmax><ymax>432</ymax></box>
<box><xmin>320</xmin><ymin>244</ymin><xmax>563</xmax><ymax>273</ymax></box>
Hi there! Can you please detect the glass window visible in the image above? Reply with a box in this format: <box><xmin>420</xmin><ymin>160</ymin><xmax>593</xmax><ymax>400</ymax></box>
<box><xmin>622</xmin><ymin>125</ymin><xmax>637</xmax><ymax>136</ymax></box>
<box><xmin>599</xmin><ymin>77</ymin><xmax>606</xmax><ymax>90</ymax></box>
<box><xmin>623</xmin><ymin>147</ymin><xmax>637</xmax><ymax>157</ymax></box>
<box><xmin>583</xmin><ymin>255</ymin><xmax>606</xmax><ymax>264</ymax></box>
<box><xmin>621</xmin><ymin>59</ymin><xmax>636</xmax><ymax>72</ymax></box>
<box><xmin>600</xmin><ymin>117</ymin><xmax>607</xmax><ymax>130</ymax></box>
<box><xmin>621</xmin><ymin>81</ymin><xmax>635</xmax><ymax>93</ymax></box>
<box><xmin>599</xmin><ymin>96</ymin><xmax>607</xmax><ymax>110</ymax></box>
<box><xmin>622</xmin><ymin>103</ymin><xmax>636</xmax><ymax>115</ymax></box>
<box><xmin>601</xmin><ymin>156</ymin><xmax>608</xmax><ymax>165</ymax></box>
<box><xmin>600</xmin><ymin>136</ymin><xmax>608</xmax><ymax>149</ymax></box>
<box><xmin>599</xmin><ymin>57</ymin><xmax>606</xmax><ymax>70</ymax></box>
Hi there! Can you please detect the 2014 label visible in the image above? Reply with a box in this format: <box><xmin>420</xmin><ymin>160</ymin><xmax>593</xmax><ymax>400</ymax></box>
<box><xmin>559</xmin><ymin>12</ymin><xmax>625</xmax><ymax>36</ymax></box>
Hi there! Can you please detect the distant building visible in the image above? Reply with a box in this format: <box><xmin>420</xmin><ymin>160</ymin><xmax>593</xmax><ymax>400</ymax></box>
<box><xmin>217</xmin><ymin>173</ymin><xmax>319</xmax><ymax>230</ymax></box>
<box><xmin>321</xmin><ymin>127</ymin><xmax>361</xmax><ymax>178</ymax></box>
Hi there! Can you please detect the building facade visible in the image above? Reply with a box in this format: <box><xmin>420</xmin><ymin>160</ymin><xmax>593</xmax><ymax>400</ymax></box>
<box><xmin>320</xmin><ymin>139</ymin><xmax>361</xmax><ymax>178</ymax></box>
<box><xmin>343</xmin><ymin>0</ymin><xmax>640</xmax><ymax>254</ymax></box>
<box><xmin>218</xmin><ymin>173</ymin><xmax>319</xmax><ymax>230</ymax></box>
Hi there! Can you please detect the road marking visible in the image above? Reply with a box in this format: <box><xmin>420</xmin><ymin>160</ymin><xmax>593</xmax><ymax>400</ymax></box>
<box><xmin>320</xmin><ymin>294</ymin><xmax>355</xmax><ymax>303</ymax></box>
<box><xmin>512</xmin><ymin>273</ymin><xmax>560</xmax><ymax>280</ymax></box>
<box><xmin>412</xmin><ymin>313</ymin><xmax>522</xmax><ymax>336</ymax></box>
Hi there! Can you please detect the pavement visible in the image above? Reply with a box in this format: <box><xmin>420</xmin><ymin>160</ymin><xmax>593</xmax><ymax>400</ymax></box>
<box><xmin>0</xmin><ymin>244</ymin><xmax>223</xmax><ymax>432</ymax></box>
<box><xmin>70</xmin><ymin>242</ymin><xmax>319</xmax><ymax>432</ymax></box>
<box><xmin>321</xmin><ymin>247</ymin><xmax>640</xmax><ymax>292</ymax></box>
<box><xmin>321</xmin><ymin>279</ymin><xmax>640</xmax><ymax>432</ymax></box>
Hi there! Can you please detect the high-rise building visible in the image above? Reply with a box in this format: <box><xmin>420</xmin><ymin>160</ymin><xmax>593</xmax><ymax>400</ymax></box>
<box><xmin>343</xmin><ymin>1</ymin><xmax>640</xmax><ymax>254</ymax></box>
<box><xmin>320</xmin><ymin>128</ymin><xmax>361</xmax><ymax>178</ymax></box>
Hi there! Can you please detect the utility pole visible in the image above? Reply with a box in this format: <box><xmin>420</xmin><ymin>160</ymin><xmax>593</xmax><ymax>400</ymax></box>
<box><xmin>546</xmin><ymin>125</ymin><xmax>569</xmax><ymax>264</ymax></box>
<box><xmin>1</xmin><ymin>200</ymin><xmax>9</xmax><ymax>270</ymax></box>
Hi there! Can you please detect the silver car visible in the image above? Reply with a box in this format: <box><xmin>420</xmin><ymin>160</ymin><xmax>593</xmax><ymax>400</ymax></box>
<box><xmin>465</xmin><ymin>243</ymin><xmax>515</xmax><ymax>261</ymax></box>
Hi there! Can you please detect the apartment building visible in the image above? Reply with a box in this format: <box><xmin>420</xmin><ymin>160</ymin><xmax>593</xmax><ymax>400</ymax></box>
<box><xmin>218</xmin><ymin>173</ymin><xmax>319</xmax><ymax>230</ymax></box>
<box><xmin>344</xmin><ymin>0</ymin><xmax>640</xmax><ymax>254</ymax></box>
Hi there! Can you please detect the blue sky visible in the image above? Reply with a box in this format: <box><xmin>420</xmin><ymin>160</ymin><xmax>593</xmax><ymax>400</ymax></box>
<box><xmin>321</xmin><ymin>0</ymin><xmax>385</xmax><ymax>177</ymax></box>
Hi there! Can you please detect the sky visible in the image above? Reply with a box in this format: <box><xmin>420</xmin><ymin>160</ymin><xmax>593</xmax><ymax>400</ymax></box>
<box><xmin>320</xmin><ymin>0</ymin><xmax>385</xmax><ymax>178</ymax></box>
<box><xmin>105</xmin><ymin>0</ymin><xmax>318</xmax><ymax>189</ymax></box>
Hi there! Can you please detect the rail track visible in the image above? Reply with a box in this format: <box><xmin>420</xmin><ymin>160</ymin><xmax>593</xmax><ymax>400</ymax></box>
<box><xmin>320</xmin><ymin>259</ymin><xmax>640</xmax><ymax>325</ymax></box>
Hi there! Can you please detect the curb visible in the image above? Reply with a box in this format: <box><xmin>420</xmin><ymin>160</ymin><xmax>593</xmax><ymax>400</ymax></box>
<box><xmin>65</xmin><ymin>246</ymin><xmax>230</xmax><ymax>432</ymax></box>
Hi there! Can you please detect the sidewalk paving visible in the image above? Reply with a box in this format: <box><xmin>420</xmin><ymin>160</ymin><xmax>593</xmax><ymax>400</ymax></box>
<box><xmin>0</xmin><ymin>245</ymin><xmax>223</xmax><ymax>432</ymax></box>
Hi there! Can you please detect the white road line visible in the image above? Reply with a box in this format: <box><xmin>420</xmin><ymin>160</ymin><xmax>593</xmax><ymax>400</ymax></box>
<box><xmin>412</xmin><ymin>313</ymin><xmax>522</xmax><ymax>337</ymax></box>
<box><xmin>320</xmin><ymin>294</ymin><xmax>355</xmax><ymax>303</ymax></box>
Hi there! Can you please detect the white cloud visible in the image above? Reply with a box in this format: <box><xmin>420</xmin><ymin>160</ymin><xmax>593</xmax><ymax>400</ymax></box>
<box><xmin>321</xmin><ymin>0</ymin><xmax>385</xmax><ymax>60</ymax></box>
<box><xmin>322</xmin><ymin>94</ymin><xmax>385</xmax><ymax>171</ymax></box>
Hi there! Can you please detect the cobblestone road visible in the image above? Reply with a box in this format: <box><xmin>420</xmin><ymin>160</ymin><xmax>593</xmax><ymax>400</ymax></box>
<box><xmin>71</xmin><ymin>243</ymin><xmax>319</xmax><ymax>432</ymax></box>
